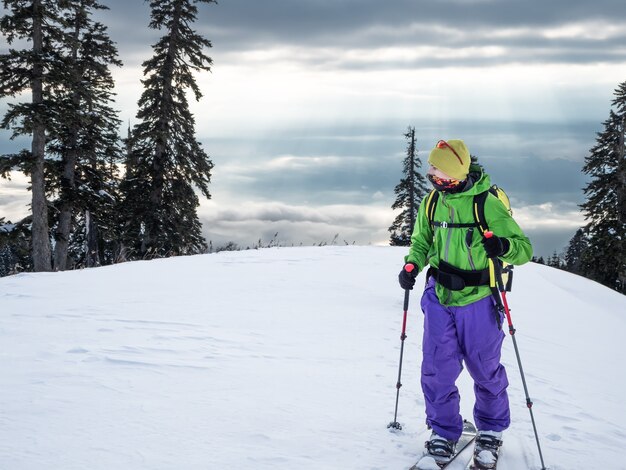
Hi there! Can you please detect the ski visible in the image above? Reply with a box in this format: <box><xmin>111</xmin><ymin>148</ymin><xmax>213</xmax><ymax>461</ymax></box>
<box><xmin>410</xmin><ymin>420</ymin><xmax>477</xmax><ymax>470</ymax></box>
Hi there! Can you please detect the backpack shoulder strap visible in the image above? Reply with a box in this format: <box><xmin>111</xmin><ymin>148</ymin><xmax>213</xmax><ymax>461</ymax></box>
<box><xmin>473</xmin><ymin>190</ymin><xmax>491</xmax><ymax>235</ymax></box>
<box><xmin>425</xmin><ymin>190</ymin><xmax>439</xmax><ymax>226</ymax></box>
<box><xmin>476</xmin><ymin>184</ymin><xmax>516</xmax><ymax>292</ymax></box>
<box><xmin>474</xmin><ymin>184</ymin><xmax>512</xmax><ymax>233</ymax></box>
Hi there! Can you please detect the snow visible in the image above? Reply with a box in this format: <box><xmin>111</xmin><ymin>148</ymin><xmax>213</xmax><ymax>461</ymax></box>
<box><xmin>477</xmin><ymin>450</ymin><xmax>497</xmax><ymax>465</ymax></box>
<box><xmin>1</xmin><ymin>246</ymin><xmax>625</xmax><ymax>470</ymax></box>
<box><xmin>97</xmin><ymin>189</ymin><xmax>114</xmax><ymax>200</ymax></box>
<box><xmin>414</xmin><ymin>455</ymin><xmax>440</xmax><ymax>469</ymax></box>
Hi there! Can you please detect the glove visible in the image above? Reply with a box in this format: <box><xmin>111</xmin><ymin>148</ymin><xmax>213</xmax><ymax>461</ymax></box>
<box><xmin>481</xmin><ymin>234</ymin><xmax>510</xmax><ymax>258</ymax></box>
<box><xmin>398</xmin><ymin>263</ymin><xmax>418</xmax><ymax>290</ymax></box>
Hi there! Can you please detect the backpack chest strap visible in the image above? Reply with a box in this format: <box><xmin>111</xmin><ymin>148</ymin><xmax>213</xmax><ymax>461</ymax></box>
<box><xmin>431</xmin><ymin>221</ymin><xmax>480</xmax><ymax>229</ymax></box>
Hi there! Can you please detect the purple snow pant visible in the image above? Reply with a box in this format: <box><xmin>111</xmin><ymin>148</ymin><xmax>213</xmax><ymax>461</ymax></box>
<box><xmin>420</xmin><ymin>277</ymin><xmax>510</xmax><ymax>441</ymax></box>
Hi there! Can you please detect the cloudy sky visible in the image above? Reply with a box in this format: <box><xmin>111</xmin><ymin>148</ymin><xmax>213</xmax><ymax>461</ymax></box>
<box><xmin>2</xmin><ymin>0</ymin><xmax>626</xmax><ymax>257</ymax></box>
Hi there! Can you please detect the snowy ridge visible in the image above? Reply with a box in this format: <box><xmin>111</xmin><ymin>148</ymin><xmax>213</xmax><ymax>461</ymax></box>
<box><xmin>1</xmin><ymin>246</ymin><xmax>625</xmax><ymax>469</ymax></box>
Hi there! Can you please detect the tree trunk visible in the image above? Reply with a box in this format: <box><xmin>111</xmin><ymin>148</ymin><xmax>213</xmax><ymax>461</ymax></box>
<box><xmin>30</xmin><ymin>0</ymin><xmax>52</xmax><ymax>272</ymax></box>
<box><xmin>54</xmin><ymin>146</ymin><xmax>78</xmax><ymax>269</ymax></box>
<box><xmin>85</xmin><ymin>210</ymin><xmax>100</xmax><ymax>267</ymax></box>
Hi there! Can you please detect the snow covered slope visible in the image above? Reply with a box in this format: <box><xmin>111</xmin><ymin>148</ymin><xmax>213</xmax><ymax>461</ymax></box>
<box><xmin>1</xmin><ymin>246</ymin><xmax>625</xmax><ymax>470</ymax></box>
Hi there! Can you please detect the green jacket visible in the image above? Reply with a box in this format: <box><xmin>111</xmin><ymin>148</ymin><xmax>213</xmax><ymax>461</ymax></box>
<box><xmin>405</xmin><ymin>166</ymin><xmax>533</xmax><ymax>306</ymax></box>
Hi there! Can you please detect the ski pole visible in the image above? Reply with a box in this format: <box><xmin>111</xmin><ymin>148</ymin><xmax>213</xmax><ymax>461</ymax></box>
<box><xmin>388</xmin><ymin>263</ymin><xmax>414</xmax><ymax>431</ymax></box>
<box><xmin>485</xmin><ymin>232</ymin><xmax>547</xmax><ymax>470</ymax></box>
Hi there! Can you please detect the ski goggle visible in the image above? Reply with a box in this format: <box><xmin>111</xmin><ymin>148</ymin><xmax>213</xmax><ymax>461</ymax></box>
<box><xmin>436</xmin><ymin>140</ymin><xmax>464</xmax><ymax>165</ymax></box>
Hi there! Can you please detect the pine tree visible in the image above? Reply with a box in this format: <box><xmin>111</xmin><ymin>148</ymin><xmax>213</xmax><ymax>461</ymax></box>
<box><xmin>547</xmin><ymin>251</ymin><xmax>562</xmax><ymax>269</ymax></box>
<box><xmin>389</xmin><ymin>127</ymin><xmax>428</xmax><ymax>246</ymax></box>
<box><xmin>46</xmin><ymin>0</ymin><xmax>123</xmax><ymax>270</ymax></box>
<box><xmin>120</xmin><ymin>0</ymin><xmax>215</xmax><ymax>259</ymax></box>
<box><xmin>0</xmin><ymin>216</ymin><xmax>33</xmax><ymax>275</ymax></box>
<box><xmin>564</xmin><ymin>228</ymin><xmax>588</xmax><ymax>275</ymax></box>
<box><xmin>580</xmin><ymin>89</ymin><xmax>626</xmax><ymax>293</ymax></box>
<box><xmin>611</xmin><ymin>83</ymin><xmax>626</xmax><ymax>291</ymax></box>
<box><xmin>0</xmin><ymin>0</ymin><xmax>67</xmax><ymax>271</ymax></box>
<box><xmin>0</xmin><ymin>218</ymin><xmax>15</xmax><ymax>277</ymax></box>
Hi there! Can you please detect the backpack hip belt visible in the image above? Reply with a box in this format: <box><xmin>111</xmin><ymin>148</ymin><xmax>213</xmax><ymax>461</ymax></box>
<box><xmin>427</xmin><ymin>260</ymin><xmax>491</xmax><ymax>291</ymax></box>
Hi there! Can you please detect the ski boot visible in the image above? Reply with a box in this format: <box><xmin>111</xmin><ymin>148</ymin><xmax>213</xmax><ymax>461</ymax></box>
<box><xmin>471</xmin><ymin>430</ymin><xmax>502</xmax><ymax>469</ymax></box>
<box><xmin>410</xmin><ymin>421</ymin><xmax>476</xmax><ymax>470</ymax></box>
<box><xmin>425</xmin><ymin>431</ymin><xmax>456</xmax><ymax>461</ymax></box>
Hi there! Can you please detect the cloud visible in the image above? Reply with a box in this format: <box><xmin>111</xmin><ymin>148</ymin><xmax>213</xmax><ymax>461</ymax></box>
<box><xmin>76</xmin><ymin>0</ymin><xmax>625</xmax><ymax>133</ymax></box>
<box><xmin>202</xmin><ymin>119</ymin><xmax>594</xmax><ymax>209</ymax></box>
<box><xmin>212</xmin><ymin>151</ymin><xmax>401</xmax><ymax>206</ymax></box>
<box><xmin>196</xmin><ymin>196</ymin><xmax>582</xmax><ymax>258</ymax></box>
<box><xmin>372</xmin><ymin>191</ymin><xmax>385</xmax><ymax>201</ymax></box>
<box><xmin>98</xmin><ymin>0</ymin><xmax>626</xmax><ymax>70</ymax></box>
<box><xmin>0</xmin><ymin>172</ymin><xmax>31</xmax><ymax>222</ymax></box>
<box><xmin>198</xmin><ymin>200</ymin><xmax>393</xmax><ymax>248</ymax></box>
<box><xmin>192</xmin><ymin>0</ymin><xmax>626</xmax><ymax>48</ymax></box>
<box><xmin>512</xmin><ymin>201</ymin><xmax>584</xmax><ymax>231</ymax></box>
<box><xmin>477</xmin><ymin>156</ymin><xmax>590</xmax><ymax>206</ymax></box>
<box><xmin>213</xmin><ymin>25</ymin><xmax>626</xmax><ymax>71</ymax></box>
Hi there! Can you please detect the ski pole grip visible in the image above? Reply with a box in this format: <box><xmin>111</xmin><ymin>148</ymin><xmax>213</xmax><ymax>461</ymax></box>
<box><xmin>402</xmin><ymin>264</ymin><xmax>413</xmax><ymax>310</ymax></box>
<box><xmin>484</xmin><ymin>231</ymin><xmax>506</xmax><ymax>292</ymax></box>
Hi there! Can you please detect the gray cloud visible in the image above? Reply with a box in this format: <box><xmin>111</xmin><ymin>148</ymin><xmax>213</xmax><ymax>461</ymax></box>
<box><xmin>0</xmin><ymin>172</ymin><xmax>30</xmax><ymax>222</ymax></box>
<box><xmin>196</xmin><ymin>197</ymin><xmax>584</xmax><ymax>258</ymax></box>
<box><xmin>299</xmin><ymin>48</ymin><xmax>626</xmax><ymax>71</ymax></box>
<box><xmin>204</xmin><ymin>119</ymin><xmax>595</xmax><ymax>208</ymax></box>
<box><xmin>198</xmin><ymin>200</ymin><xmax>392</xmax><ymax>249</ymax></box>
<box><xmin>193</xmin><ymin>0</ymin><xmax>626</xmax><ymax>39</ymax></box>
<box><xmin>525</xmin><ymin>227</ymin><xmax>580</xmax><ymax>259</ymax></box>
<box><xmin>94</xmin><ymin>0</ymin><xmax>626</xmax><ymax>69</ymax></box>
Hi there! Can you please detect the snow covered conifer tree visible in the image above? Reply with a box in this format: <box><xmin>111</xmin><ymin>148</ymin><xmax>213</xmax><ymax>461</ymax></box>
<box><xmin>0</xmin><ymin>217</ymin><xmax>32</xmax><ymax>275</ymax></box>
<box><xmin>0</xmin><ymin>0</ymin><xmax>67</xmax><ymax>271</ymax></box>
<box><xmin>580</xmin><ymin>89</ymin><xmax>626</xmax><ymax>293</ymax></box>
<box><xmin>547</xmin><ymin>251</ymin><xmax>563</xmax><ymax>270</ymax></box>
<box><xmin>120</xmin><ymin>0</ymin><xmax>215</xmax><ymax>259</ymax></box>
<box><xmin>388</xmin><ymin>127</ymin><xmax>428</xmax><ymax>246</ymax></box>
<box><xmin>47</xmin><ymin>0</ymin><xmax>123</xmax><ymax>270</ymax></box>
<box><xmin>564</xmin><ymin>228</ymin><xmax>588</xmax><ymax>275</ymax></box>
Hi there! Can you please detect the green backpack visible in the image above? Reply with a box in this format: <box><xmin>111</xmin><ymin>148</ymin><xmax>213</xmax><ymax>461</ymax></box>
<box><xmin>424</xmin><ymin>184</ymin><xmax>514</xmax><ymax>291</ymax></box>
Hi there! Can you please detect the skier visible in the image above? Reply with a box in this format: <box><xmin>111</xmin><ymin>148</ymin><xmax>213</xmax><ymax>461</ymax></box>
<box><xmin>398</xmin><ymin>139</ymin><xmax>533</xmax><ymax>468</ymax></box>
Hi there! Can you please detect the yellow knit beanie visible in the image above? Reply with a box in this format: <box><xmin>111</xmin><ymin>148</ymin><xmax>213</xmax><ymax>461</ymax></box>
<box><xmin>427</xmin><ymin>139</ymin><xmax>471</xmax><ymax>181</ymax></box>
